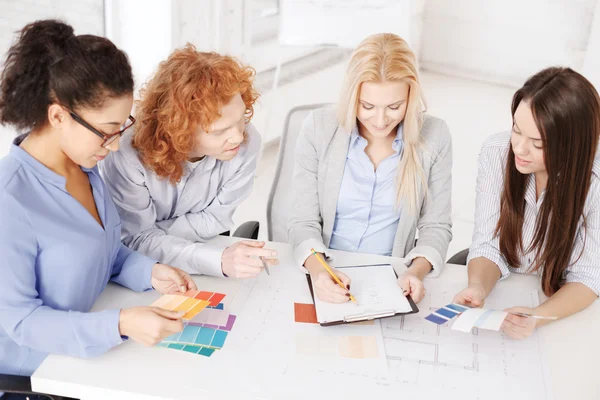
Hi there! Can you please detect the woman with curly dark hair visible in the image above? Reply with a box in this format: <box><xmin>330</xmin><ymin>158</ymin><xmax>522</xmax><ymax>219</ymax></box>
<box><xmin>0</xmin><ymin>19</ymin><xmax>197</xmax><ymax>393</ymax></box>
<box><xmin>100</xmin><ymin>45</ymin><xmax>278</xmax><ymax>279</ymax></box>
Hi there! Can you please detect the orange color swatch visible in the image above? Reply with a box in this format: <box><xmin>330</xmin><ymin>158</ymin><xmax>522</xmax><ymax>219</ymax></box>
<box><xmin>294</xmin><ymin>303</ymin><xmax>318</xmax><ymax>324</ymax></box>
<box><xmin>183</xmin><ymin>290</ymin><xmax>227</xmax><ymax>307</ymax></box>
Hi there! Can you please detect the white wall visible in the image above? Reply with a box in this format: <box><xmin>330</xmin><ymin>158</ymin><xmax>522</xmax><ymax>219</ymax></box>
<box><xmin>0</xmin><ymin>0</ymin><xmax>104</xmax><ymax>157</ymax></box>
<box><xmin>278</xmin><ymin>0</ymin><xmax>419</xmax><ymax>51</ymax></box>
<box><xmin>583</xmin><ymin>0</ymin><xmax>600</xmax><ymax>90</ymax></box>
<box><xmin>105</xmin><ymin>0</ymin><xmax>174</xmax><ymax>92</ymax></box>
<box><xmin>106</xmin><ymin>0</ymin><xmax>248</xmax><ymax>92</ymax></box>
<box><xmin>420</xmin><ymin>0</ymin><xmax>597</xmax><ymax>86</ymax></box>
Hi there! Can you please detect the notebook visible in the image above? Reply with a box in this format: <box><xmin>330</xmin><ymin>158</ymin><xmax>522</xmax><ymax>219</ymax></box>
<box><xmin>307</xmin><ymin>264</ymin><xmax>419</xmax><ymax>326</ymax></box>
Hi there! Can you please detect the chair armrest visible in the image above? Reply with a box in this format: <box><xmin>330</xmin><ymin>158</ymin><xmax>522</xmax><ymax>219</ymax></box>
<box><xmin>232</xmin><ymin>221</ymin><xmax>260</xmax><ymax>240</ymax></box>
<box><xmin>447</xmin><ymin>248</ymin><xmax>470</xmax><ymax>265</ymax></box>
<box><xmin>0</xmin><ymin>373</ymin><xmax>32</xmax><ymax>394</ymax></box>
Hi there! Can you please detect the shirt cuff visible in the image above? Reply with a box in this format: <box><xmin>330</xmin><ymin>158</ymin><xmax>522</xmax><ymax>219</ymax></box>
<box><xmin>105</xmin><ymin>308</ymin><xmax>127</xmax><ymax>348</ymax></box>
<box><xmin>193</xmin><ymin>242</ymin><xmax>228</xmax><ymax>277</ymax></box>
<box><xmin>404</xmin><ymin>245</ymin><xmax>445</xmax><ymax>278</ymax></box>
<box><xmin>294</xmin><ymin>238</ymin><xmax>328</xmax><ymax>273</ymax></box>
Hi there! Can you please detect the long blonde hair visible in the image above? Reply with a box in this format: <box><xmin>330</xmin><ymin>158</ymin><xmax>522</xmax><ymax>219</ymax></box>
<box><xmin>337</xmin><ymin>33</ymin><xmax>426</xmax><ymax>213</ymax></box>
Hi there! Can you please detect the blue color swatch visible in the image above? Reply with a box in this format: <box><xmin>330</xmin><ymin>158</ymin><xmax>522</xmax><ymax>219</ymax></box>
<box><xmin>425</xmin><ymin>314</ymin><xmax>448</xmax><ymax>324</ymax></box>
<box><xmin>425</xmin><ymin>303</ymin><xmax>470</xmax><ymax>325</ymax></box>
<box><xmin>195</xmin><ymin>327</ymin><xmax>216</xmax><ymax>346</ymax></box>
<box><xmin>446</xmin><ymin>303</ymin><xmax>468</xmax><ymax>312</ymax></box>
<box><xmin>211</xmin><ymin>330</ymin><xmax>228</xmax><ymax>348</ymax></box>
<box><xmin>436</xmin><ymin>307</ymin><xmax>459</xmax><ymax>319</ymax></box>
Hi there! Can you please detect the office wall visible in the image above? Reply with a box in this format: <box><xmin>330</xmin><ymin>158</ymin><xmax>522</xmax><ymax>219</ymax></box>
<box><xmin>420</xmin><ymin>0</ymin><xmax>597</xmax><ymax>86</ymax></box>
<box><xmin>0</xmin><ymin>0</ymin><xmax>104</xmax><ymax>157</ymax></box>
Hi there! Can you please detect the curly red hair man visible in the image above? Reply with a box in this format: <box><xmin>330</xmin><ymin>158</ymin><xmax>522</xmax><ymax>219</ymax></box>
<box><xmin>100</xmin><ymin>44</ymin><xmax>278</xmax><ymax>278</ymax></box>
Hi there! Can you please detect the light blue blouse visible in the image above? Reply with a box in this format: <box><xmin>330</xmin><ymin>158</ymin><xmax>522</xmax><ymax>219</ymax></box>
<box><xmin>329</xmin><ymin>124</ymin><xmax>403</xmax><ymax>256</ymax></box>
<box><xmin>0</xmin><ymin>137</ymin><xmax>156</xmax><ymax>376</ymax></box>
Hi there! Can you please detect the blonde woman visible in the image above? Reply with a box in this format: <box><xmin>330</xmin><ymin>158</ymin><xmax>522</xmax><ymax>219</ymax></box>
<box><xmin>288</xmin><ymin>33</ymin><xmax>452</xmax><ymax>304</ymax></box>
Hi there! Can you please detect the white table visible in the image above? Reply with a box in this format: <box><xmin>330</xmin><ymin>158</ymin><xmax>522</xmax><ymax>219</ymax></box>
<box><xmin>31</xmin><ymin>237</ymin><xmax>600</xmax><ymax>400</ymax></box>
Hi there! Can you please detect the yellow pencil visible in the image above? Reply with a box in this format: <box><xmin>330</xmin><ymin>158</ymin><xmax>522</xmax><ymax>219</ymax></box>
<box><xmin>310</xmin><ymin>248</ymin><xmax>358</xmax><ymax>305</ymax></box>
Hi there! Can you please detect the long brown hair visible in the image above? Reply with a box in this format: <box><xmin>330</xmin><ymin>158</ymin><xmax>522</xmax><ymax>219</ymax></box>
<box><xmin>495</xmin><ymin>67</ymin><xmax>600</xmax><ymax>296</ymax></box>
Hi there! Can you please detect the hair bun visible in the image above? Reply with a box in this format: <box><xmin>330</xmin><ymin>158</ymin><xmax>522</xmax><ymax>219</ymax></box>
<box><xmin>19</xmin><ymin>19</ymin><xmax>75</xmax><ymax>61</ymax></box>
<box><xmin>23</xmin><ymin>19</ymin><xmax>74</xmax><ymax>44</ymax></box>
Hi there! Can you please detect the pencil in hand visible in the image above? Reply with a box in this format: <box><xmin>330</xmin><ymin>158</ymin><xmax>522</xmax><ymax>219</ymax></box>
<box><xmin>310</xmin><ymin>249</ymin><xmax>358</xmax><ymax>305</ymax></box>
<box><xmin>260</xmin><ymin>256</ymin><xmax>270</xmax><ymax>275</ymax></box>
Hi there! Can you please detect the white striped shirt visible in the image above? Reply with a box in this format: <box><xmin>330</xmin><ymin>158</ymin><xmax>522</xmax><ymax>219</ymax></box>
<box><xmin>467</xmin><ymin>132</ymin><xmax>600</xmax><ymax>295</ymax></box>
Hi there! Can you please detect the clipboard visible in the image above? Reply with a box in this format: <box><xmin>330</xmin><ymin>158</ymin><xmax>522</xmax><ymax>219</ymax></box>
<box><xmin>306</xmin><ymin>263</ymin><xmax>419</xmax><ymax>326</ymax></box>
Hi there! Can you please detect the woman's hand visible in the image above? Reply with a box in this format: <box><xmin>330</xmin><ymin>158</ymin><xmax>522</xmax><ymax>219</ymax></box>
<box><xmin>119</xmin><ymin>307</ymin><xmax>184</xmax><ymax>346</ymax></box>
<box><xmin>501</xmin><ymin>307</ymin><xmax>537</xmax><ymax>339</ymax></box>
<box><xmin>151</xmin><ymin>263</ymin><xmax>197</xmax><ymax>294</ymax></box>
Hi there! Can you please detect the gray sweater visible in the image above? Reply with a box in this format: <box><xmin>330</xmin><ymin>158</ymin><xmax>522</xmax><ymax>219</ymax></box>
<box><xmin>287</xmin><ymin>107</ymin><xmax>453</xmax><ymax>277</ymax></box>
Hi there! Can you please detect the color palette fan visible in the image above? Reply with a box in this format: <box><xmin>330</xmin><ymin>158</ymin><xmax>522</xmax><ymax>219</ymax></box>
<box><xmin>152</xmin><ymin>290</ymin><xmax>236</xmax><ymax>357</ymax></box>
<box><xmin>425</xmin><ymin>303</ymin><xmax>509</xmax><ymax>333</ymax></box>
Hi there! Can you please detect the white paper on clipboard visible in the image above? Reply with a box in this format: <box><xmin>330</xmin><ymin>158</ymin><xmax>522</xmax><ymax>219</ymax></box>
<box><xmin>311</xmin><ymin>264</ymin><xmax>416</xmax><ymax>325</ymax></box>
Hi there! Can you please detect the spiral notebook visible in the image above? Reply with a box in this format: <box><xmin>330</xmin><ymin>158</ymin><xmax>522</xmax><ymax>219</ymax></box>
<box><xmin>307</xmin><ymin>264</ymin><xmax>418</xmax><ymax>326</ymax></box>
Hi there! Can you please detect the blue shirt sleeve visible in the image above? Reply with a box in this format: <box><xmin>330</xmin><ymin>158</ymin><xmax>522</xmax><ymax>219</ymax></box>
<box><xmin>110</xmin><ymin>244</ymin><xmax>156</xmax><ymax>292</ymax></box>
<box><xmin>0</xmin><ymin>195</ymin><xmax>124</xmax><ymax>359</ymax></box>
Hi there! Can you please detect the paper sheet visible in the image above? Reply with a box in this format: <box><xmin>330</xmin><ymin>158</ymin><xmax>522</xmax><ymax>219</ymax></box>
<box><xmin>380</xmin><ymin>280</ymin><xmax>554</xmax><ymax>400</ymax></box>
<box><xmin>311</xmin><ymin>264</ymin><xmax>414</xmax><ymax>324</ymax></box>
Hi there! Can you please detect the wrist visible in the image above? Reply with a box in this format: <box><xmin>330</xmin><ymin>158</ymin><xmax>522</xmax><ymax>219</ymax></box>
<box><xmin>467</xmin><ymin>281</ymin><xmax>487</xmax><ymax>295</ymax></box>
<box><xmin>304</xmin><ymin>255</ymin><xmax>325</xmax><ymax>275</ymax></box>
<box><xmin>220</xmin><ymin>250</ymin><xmax>229</xmax><ymax>277</ymax></box>
<box><xmin>406</xmin><ymin>257</ymin><xmax>432</xmax><ymax>280</ymax></box>
<box><xmin>150</xmin><ymin>262</ymin><xmax>160</xmax><ymax>288</ymax></box>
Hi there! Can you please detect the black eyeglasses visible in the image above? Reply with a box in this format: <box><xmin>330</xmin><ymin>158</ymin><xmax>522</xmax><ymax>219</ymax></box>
<box><xmin>68</xmin><ymin>110</ymin><xmax>135</xmax><ymax>148</ymax></box>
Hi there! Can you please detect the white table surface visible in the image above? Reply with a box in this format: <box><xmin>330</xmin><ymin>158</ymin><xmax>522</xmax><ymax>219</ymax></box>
<box><xmin>31</xmin><ymin>237</ymin><xmax>600</xmax><ymax>400</ymax></box>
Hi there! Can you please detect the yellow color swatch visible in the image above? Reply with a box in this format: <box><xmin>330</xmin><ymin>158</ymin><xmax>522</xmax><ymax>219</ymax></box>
<box><xmin>150</xmin><ymin>295</ymin><xmax>209</xmax><ymax>320</ymax></box>
<box><xmin>183</xmin><ymin>300</ymin><xmax>210</xmax><ymax>320</ymax></box>
<box><xmin>173</xmin><ymin>298</ymin><xmax>198</xmax><ymax>313</ymax></box>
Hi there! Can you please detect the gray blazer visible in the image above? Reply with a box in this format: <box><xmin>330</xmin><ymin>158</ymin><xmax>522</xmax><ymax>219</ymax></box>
<box><xmin>287</xmin><ymin>107</ymin><xmax>452</xmax><ymax>277</ymax></box>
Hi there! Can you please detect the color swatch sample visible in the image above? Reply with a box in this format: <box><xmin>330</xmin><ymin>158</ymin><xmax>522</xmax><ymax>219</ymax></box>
<box><xmin>150</xmin><ymin>294</ymin><xmax>210</xmax><ymax>320</ymax></box>
<box><xmin>338</xmin><ymin>336</ymin><xmax>379</xmax><ymax>359</ymax></box>
<box><xmin>153</xmin><ymin>290</ymin><xmax>234</xmax><ymax>358</ymax></box>
<box><xmin>425</xmin><ymin>303</ymin><xmax>468</xmax><ymax>325</ymax></box>
<box><xmin>182</xmin><ymin>290</ymin><xmax>226</xmax><ymax>307</ymax></box>
<box><xmin>294</xmin><ymin>303</ymin><xmax>318</xmax><ymax>324</ymax></box>
<box><xmin>453</xmin><ymin>309</ymin><xmax>508</xmax><ymax>333</ymax></box>
<box><xmin>295</xmin><ymin>334</ymin><xmax>338</xmax><ymax>357</ymax></box>
<box><xmin>190</xmin><ymin>314</ymin><xmax>237</xmax><ymax>332</ymax></box>
<box><xmin>295</xmin><ymin>333</ymin><xmax>380</xmax><ymax>359</ymax></box>
<box><xmin>162</xmin><ymin>325</ymin><xmax>229</xmax><ymax>349</ymax></box>
<box><xmin>425</xmin><ymin>303</ymin><xmax>510</xmax><ymax>333</ymax></box>
<box><xmin>156</xmin><ymin>342</ymin><xmax>216</xmax><ymax>357</ymax></box>
<box><xmin>190</xmin><ymin>308</ymin><xmax>230</xmax><ymax>327</ymax></box>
